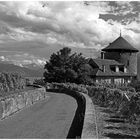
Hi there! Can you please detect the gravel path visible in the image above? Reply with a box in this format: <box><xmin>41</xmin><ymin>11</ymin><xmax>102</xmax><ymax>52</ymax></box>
<box><xmin>0</xmin><ymin>92</ymin><xmax>77</xmax><ymax>139</ymax></box>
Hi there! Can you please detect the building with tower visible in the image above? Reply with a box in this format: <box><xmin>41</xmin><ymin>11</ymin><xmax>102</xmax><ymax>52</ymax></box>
<box><xmin>89</xmin><ymin>34</ymin><xmax>139</xmax><ymax>85</ymax></box>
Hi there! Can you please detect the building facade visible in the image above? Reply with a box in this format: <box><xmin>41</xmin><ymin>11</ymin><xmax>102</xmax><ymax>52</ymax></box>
<box><xmin>89</xmin><ymin>35</ymin><xmax>139</xmax><ymax>85</ymax></box>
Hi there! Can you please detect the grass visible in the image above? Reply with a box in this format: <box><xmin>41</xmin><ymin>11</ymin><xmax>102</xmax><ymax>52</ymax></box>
<box><xmin>92</xmin><ymin>98</ymin><xmax>140</xmax><ymax>139</ymax></box>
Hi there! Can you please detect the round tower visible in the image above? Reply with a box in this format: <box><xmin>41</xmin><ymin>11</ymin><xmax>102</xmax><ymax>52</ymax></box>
<box><xmin>101</xmin><ymin>35</ymin><xmax>139</xmax><ymax>75</ymax></box>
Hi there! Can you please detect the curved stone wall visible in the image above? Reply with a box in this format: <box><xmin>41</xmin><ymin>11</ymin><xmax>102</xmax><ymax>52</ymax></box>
<box><xmin>81</xmin><ymin>93</ymin><xmax>98</xmax><ymax>139</ymax></box>
<box><xmin>46</xmin><ymin>84</ymin><xmax>97</xmax><ymax>139</ymax></box>
<box><xmin>0</xmin><ymin>87</ymin><xmax>49</xmax><ymax>119</ymax></box>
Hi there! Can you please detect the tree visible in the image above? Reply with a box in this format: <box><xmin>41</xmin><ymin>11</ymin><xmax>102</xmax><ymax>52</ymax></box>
<box><xmin>44</xmin><ymin>47</ymin><xmax>93</xmax><ymax>84</ymax></box>
<box><xmin>77</xmin><ymin>64</ymin><xmax>94</xmax><ymax>85</ymax></box>
<box><xmin>33</xmin><ymin>78</ymin><xmax>45</xmax><ymax>86</ymax></box>
<box><xmin>65</xmin><ymin>68</ymin><xmax>78</xmax><ymax>82</ymax></box>
<box><xmin>44</xmin><ymin>47</ymin><xmax>75</xmax><ymax>83</ymax></box>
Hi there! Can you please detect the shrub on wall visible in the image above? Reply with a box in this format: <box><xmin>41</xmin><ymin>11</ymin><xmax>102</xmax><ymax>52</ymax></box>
<box><xmin>0</xmin><ymin>72</ymin><xmax>26</xmax><ymax>93</ymax></box>
<box><xmin>33</xmin><ymin>78</ymin><xmax>45</xmax><ymax>86</ymax></box>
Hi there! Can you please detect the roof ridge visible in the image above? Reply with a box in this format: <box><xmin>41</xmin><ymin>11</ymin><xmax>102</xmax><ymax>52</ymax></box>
<box><xmin>94</xmin><ymin>58</ymin><xmax>120</xmax><ymax>62</ymax></box>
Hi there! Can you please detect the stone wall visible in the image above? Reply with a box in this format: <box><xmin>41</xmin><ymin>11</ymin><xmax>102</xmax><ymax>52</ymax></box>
<box><xmin>81</xmin><ymin>92</ymin><xmax>98</xmax><ymax>139</ymax></box>
<box><xmin>0</xmin><ymin>87</ymin><xmax>49</xmax><ymax>119</ymax></box>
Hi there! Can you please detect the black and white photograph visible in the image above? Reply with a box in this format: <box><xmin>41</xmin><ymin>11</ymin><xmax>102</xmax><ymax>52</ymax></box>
<box><xmin>0</xmin><ymin>0</ymin><xmax>140</xmax><ymax>139</ymax></box>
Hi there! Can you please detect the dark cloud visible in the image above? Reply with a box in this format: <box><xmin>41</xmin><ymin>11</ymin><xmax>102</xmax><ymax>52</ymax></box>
<box><xmin>126</xmin><ymin>27</ymin><xmax>140</xmax><ymax>34</ymax></box>
<box><xmin>130</xmin><ymin>1</ymin><xmax>140</xmax><ymax>13</ymax></box>
<box><xmin>100</xmin><ymin>1</ymin><xmax>140</xmax><ymax>25</ymax></box>
<box><xmin>99</xmin><ymin>12</ymin><xmax>139</xmax><ymax>25</ymax></box>
<box><xmin>0</xmin><ymin>22</ymin><xmax>12</xmax><ymax>35</ymax></box>
<box><xmin>0</xmin><ymin>11</ymin><xmax>26</xmax><ymax>28</ymax></box>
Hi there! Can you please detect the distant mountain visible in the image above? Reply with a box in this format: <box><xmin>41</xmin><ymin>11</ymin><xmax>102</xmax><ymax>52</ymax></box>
<box><xmin>0</xmin><ymin>63</ymin><xmax>44</xmax><ymax>77</ymax></box>
<box><xmin>22</xmin><ymin>63</ymin><xmax>44</xmax><ymax>70</ymax></box>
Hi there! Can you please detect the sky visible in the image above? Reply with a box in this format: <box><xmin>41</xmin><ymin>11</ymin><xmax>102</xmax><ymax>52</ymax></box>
<box><xmin>0</xmin><ymin>1</ymin><xmax>140</xmax><ymax>67</ymax></box>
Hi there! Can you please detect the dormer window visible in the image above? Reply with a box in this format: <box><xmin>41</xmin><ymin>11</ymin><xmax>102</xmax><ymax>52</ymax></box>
<box><xmin>110</xmin><ymin>65</ymin><xmax>115</xmax><ymax>72</ymax></box>
<box><xmin>119</xmin><ymin>66</ymin><xmax>127</xmax><ymax>73</ymax></box>
<box><xmin>102</xmin><ymin>65</ymin><xmax>105</xmax><ymax>72</ymax></box>
<box><xmin>124</xmin><ymin>67</ymin><xmax>127</xmax><ymax>73</ymax></box>
<box><xmin>127</xmin><ymin>60</ymin><xmax>129</xmax><ymax>66</ymax></box>
<box><xmin>115</xmin><ymin>66</ymin><xmax>119</xmax><ymax>72</ymax></box>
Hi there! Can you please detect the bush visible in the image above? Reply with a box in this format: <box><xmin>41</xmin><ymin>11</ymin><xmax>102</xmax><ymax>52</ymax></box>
<box><xmin>47</xmin><ymin>82</ymin><xmax>140</xmax><ymax>126</ymax></box>
<box><xmin>33</xmin><ymin>78</ymin><xmax>45</xmax><ymax>86</ymax></box>
<box><xmin>46</xmin><ymin>82</ymin><xmax>88</xmax><ymax>94</ymax></box>
<box><xmin>0</xmin><ymin>72</ymin><xmax>26</xmax><ymax>93</ymax></box>
<box><xmin>129</xmin><ymin>81</ymin><xmax>140</xmax><ymax>92</ymax></box>
<box><xmin>44</xmin><ymin>47</ymin><xmax>94</xmax><ymax>85</ymax></box>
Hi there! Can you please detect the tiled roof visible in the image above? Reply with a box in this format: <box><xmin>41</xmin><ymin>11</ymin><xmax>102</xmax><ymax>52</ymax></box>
<box><xmin>92</xmin><ymin>58</ymin><xmax>123</xmax><ymax>67</ymax></box>
<box><xmin>102</xmin><ymin>36</ymin><xmax>139</xmax><ymax>52</ymax></box>
<box><xmin>89</xmin><ymin>58</ymin><xmax>136</xmax><ymax>77</ymax></box>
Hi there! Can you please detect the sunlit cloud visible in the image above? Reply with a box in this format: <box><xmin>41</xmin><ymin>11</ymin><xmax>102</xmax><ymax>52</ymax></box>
<box><xmin>0</xmin><ymin>52</ymin><xmax>46</xmax><ymax>67</ymax></box>
<box><xmin>0</xmin><ymin>1</ymin><xmax>140</xmax><ymax>64</ymax></box>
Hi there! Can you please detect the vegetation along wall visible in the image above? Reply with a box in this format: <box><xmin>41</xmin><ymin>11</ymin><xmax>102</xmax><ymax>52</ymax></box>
<box><xmin>0</xmin><ymin>72</ymin><xmax>26</xmax><ymax>93</ymax></box>
<box><xmin>0</xmin><ymin>87</ymin><xmax>49</xmax><ymax>119</ymax></box>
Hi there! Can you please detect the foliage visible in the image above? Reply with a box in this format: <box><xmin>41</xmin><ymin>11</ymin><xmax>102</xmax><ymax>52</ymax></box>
<box><xmin>46</xmin><ymin>81</ymin><xmax>140</xmax><ymax>136</ymax></box>
<box><xmin>46</xmin><ymin>82</ymin><xmax>88</xmax><ymax>94</ymax></box>
<box><xmin>25</xmin><ymin>78</ymin><xmax>31</xmax><ymax>86</ymax></box>
<box><xmin>95</xmin><ymin>82</ymin><xmax>136</xmax><ymax>92</ymax></box>
<box><xmin>0</xmin><ymin>72</ymin><xmax>26</xmax><ymax>93</ymax></box>
<box><xmin>44</xmin><ymin>47</ymin><xmax>93</xmax><ymax>85</ymax></box>
<box><xmin>129</xmin><ymin>80</ymin><xmax>140</xmax><ymax>92</ymax></box>
<box><xmin>46</xmin><ymin>82</ymin><xmax>129</xmax><ymax>111</ymax></box>
<box><xmin>33</xmin><ymin>78</ymin><xmax>45</xmax><ymax>86</ymax></box>
<box><xmin>46</xmin><ymin>82</ymin><xmax>139</xmax><ymax>122</ymax></box>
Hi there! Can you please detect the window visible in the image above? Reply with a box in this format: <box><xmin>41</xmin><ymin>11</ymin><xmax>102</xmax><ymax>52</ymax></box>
<box><xmin>100</xmin><ymin>79</ymin><xmax>111</xmax><ymax>84</ymax></box>
<box><xmin>128</xmin><ymin>79</ymin><xmax>131</xmax><ymax>83</ymax></box>
<box><xmin>124</xmin><ymin>67</ymin><xmax>127</xmax><ymax>73</ymax></box>
<box><xmin>122</xmin><ymin>78</ymin><xmax>125</xmax><ymax>84</ymax></box>
<box><xmin>110</xmin><ymin>66</ymin><xmax>115</xmax><ymax>72</ymax></box>
<box><xmin>102</xmin><ymin>65</ymin><xmax>105</xmax><ymax>72</ymax></box>
<box><xmin>115</xmin><ymin>66</ymin><xmax>119</xmax><ymax>72</ymax></box>
<box><xmin>114</xmin><ymin>78</ymin><xmax>122</xmax><ymax>85</ymax></box>
<box><xmin>119</xmin><ymin>66</ymin><xmax>127</xmax><ymax>73</ymax></box>
<box><xmin>96</xmin><ymin>79</ymin><xmax>99</xmax><ymax>83</ymax></box>
<box><xmin>105</xmin><ymin>79</ymin><xmax>111</xmax><ymax>84</ymax></box>
<box><xmin>127</xmin><ymin>60</ymin><xmax>129</xmax><ymax>66</ymax></box>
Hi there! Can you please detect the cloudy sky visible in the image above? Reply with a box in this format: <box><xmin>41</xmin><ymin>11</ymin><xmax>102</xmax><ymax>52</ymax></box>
<box><xmin>0</xmin><ymin>1</ymin><xmax>140</xmax><ymax>67</ymax></box>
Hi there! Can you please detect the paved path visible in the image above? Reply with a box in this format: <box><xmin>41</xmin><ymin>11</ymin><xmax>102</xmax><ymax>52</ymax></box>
<box><xmin>0</xmin><ymin>92</ymin><xmax>77</xmax><ymax>139</ymax></box>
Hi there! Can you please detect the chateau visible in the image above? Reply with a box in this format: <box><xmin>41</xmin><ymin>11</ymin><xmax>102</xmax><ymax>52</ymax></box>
<box><xmin>89</xmin><ymin>34</ymin><xmax>139</xmax><ymax>85</ymax></box>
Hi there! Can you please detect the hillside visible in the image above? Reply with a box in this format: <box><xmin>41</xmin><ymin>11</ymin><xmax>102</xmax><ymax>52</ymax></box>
<box><xmin>0</xmin><ymin>63</ymin><xmax>44</xmax><ymax>77</ymax></box>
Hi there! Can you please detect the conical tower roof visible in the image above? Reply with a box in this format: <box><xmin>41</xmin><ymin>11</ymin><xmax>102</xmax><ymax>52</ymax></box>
<box><xmin>102</xmin><ymin>36</ymin><xmax>139</xmax><ymax>52</ymax></box>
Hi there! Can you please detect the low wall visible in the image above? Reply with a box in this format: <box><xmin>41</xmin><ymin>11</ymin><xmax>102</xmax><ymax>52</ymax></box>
<box><xmin>0</xmin><ymin>87</ymin><xmax>49</xmax><ymax>119</ymax></box>
<box><xmin>81</xmin><ymin>93</ymin><xmax>98</xmax><ymax>139</ymax></box>
<box><xmin>46</xmin><ymin>83</ymin><xmax>102</xmax><ymax>138</ymax></box>
<box><xmin>46</xmin><ymin>88</ymin><xmax>86</xmax><ymax>139</ymax></box>
<box><xmin>66</xmin><ymin>91</ymin><xmax>86</xmax><ymax>139</ymax></box>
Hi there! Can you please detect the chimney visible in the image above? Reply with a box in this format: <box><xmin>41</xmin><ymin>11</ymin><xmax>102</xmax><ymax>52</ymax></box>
<box><xmin>101</xmin><ymin>51</ymin><xmax>104</xmax><ymax>59</ymax></box>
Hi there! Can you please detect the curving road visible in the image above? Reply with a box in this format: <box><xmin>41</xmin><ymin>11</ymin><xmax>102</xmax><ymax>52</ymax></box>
<box><xmin>0</xmin><ymin>92</ymin><xmax>77</xmax><ymax>139</ymax></box>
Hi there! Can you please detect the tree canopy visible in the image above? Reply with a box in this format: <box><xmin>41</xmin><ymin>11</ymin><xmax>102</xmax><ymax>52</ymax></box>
<box><xmin>44</xmin><ymin>47</ymin><xmax>93</xmax><ymax>84</ymax></box>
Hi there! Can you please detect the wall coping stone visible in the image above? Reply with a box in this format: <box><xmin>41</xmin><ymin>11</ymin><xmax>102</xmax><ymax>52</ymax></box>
<box><xmin>80</xmin><ymin>92</ymin><xmax>98</xmax><ymax>139</ymax></box>
<box><xmin>0</xmin><ymin>87</ymin><xmax>49</xmax><ymax>120</ymax></box>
